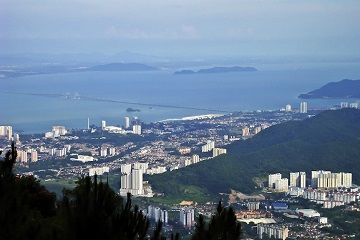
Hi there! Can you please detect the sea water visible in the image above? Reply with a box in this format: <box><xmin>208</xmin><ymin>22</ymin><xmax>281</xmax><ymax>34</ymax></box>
<box><xmin>1</xmin><ymin>62</ymin><xmax>360</xmax><ymax>133</ymax></box>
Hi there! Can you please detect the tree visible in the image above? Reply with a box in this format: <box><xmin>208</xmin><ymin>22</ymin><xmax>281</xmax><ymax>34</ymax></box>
<box><xmin>60</xmin><ymin>175</ymin><xmax>151</xmax><ymax>240</ymax></box>
<box><xmin>192</xmin><ymin>201</ymin><xmax>241</xmax><ymax>240</ymax></box>
<box><xmin>0</xmin><ymin>142</ymin><xmax>58</xmax><ymax>240</ymax></box>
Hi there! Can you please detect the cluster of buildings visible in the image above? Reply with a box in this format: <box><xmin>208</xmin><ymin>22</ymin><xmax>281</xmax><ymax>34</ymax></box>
<box><xmin>257</xmin><ymin>224</ymin><xmax>288</xmax><ymax>240</ymax></box>
<box><xmin>89</xmin><ymin>166</ymin><xmax>109</xmax><ymax>176</ymax></box>
<box><xmin>184</xmin><ymin>154</ymin><xmax>200</xmax><ymax>167</ymax></box>
<box><xmin>201</xmin><ymin>141</ymin><xmax>215</xmax><ymax>152</ymax></box>
<box><xmin>281</xmin><ymin>102</ymin><xmax>308</xmax><ymax>113</ymax></box>
<box><xmin>268</xmin><ymin>170</ymin><xmax>357</xmax><ymax>210</ymax></box>
<box><xmin>341</xmin><ymin>101</ymin><xmax>359</xmax><ymax>109</ymax></box>
<box><xmin>100</xmin><ymin>117</ymin><xmax>142</xmax><ymax>135</ymax></box>
<box><xmin>200</xmin><ymin>141</ymin><xmax>227</xmax><ymax>157</ymax></box>
<box><xmin>268</xmin><ymin>173</ymin><xmax>289</xmax><ymax>192</ymax></box>
<box><xmin>119</xmin><ymin>162</ymin><xmax>153</xmax><ymax>197</ymax></box>
<box><xmin>269</xmin><ymin>170</ymin><xmax>352</xmax><ymax>193</ymax></box>
<box><xmin>179</xmin><ymin>207</ymin><xmax>195</xmax><ymax>228</ymax></box>
<box><xmin>147</xmin><ymin>206</ymin><xmax>168</xmax><ymax>225</ymax></box>
<box><xmin>100</xmin><ymin>146</ymin><xmax>116</xmax><ymax>157</ymax></box>
<box><xmin>45</xmin><ymin>126</ymin><xmax>67</xmax><ymax>138</ymax></box>
<box><xmin>311</xmin><ymin>170</ymin><xmax>352</xmax><ymax>189</ymax></box>
<box><xmin>17</xmin><ymin>149</ymin><xmax>38</xmax><ymax>163</ymax></box>
<box><xmin>303</xmin><ymin>188</ymin><xmax>357</xmax><ymax>208</ymax></box>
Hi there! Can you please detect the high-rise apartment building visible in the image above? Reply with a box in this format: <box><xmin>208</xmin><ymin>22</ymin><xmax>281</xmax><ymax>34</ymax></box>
<box><xmin>30</xmin><ymin>150</ymin><xmax>38</xmax><ymax>162</ymax></box>
<box><xmin>247</xmin><ymin>202</ymin><xmax>260</xmax><ymax>210</ymax></box>
<box><xmin>213</xmin><ymin>148</ymin><xmax>227</xmax><ymax>157</ymax></box>
<box><xmin>180</xmin><ymin>207</ymin><xmax>195</xmax><ymax>228</ymax></box>
<box><xmin>192</xmin><ymin>154</ymin><xmax>200</xmax><ymax>164</ymax></box>
<box><xmin>131</xmin><ymin>117</ymin><xmax>141</xmax><ymax>135</ymax></box>
<box><xmin>350</xmin><ymin>102</ymin><xmax>358</xmax><ymax>109</ymax></box>
<box><xmin>257</xmin><ymin>224</ymin><xmax>288</xmax><ymax>240</ymax></box>
<box><xmin>311</xmin><ymin>170</ymin><xmax>352</xmax><ymax>188</ymax></box>
<box><xmin>109</xmin><ymin>147</ymin><xmax>116</xmax><ymax>156</ymax></box>
<box><xmin>285</xmin><ymin>104</ymin><xmax>292</xmax><ymax>112</ymax></box>
<box><xmin>0</xmin><ymin>126</ymin><xmax>12</xmax><ymax>140</ymax></box>
<box><xmin>13</xmin><ymin>133</ymin><xmax>20</xmax><ymax>143</ymax></box>
<box><xmin>18</xmin><ymin>150</ymin><xmax>28</xmax><ymax>163</ymax></box>
<box><xmin>268</xmin><ymin>173</ymin><xmax>282</xmax><ymax>189</ymax></box>
<box><xmin>300</xmin><ymin>102</ymin><xmax>308</xmax><ymax>113</ymax></box>
<box><xmin>148</xmin><ymin>206</ymin><xmax>168</xmax><ymax>224</ymax></box>
<box><xmin>100</xmin><ymin>148</ymin><xmax>108</xmax><ymax>157</ymax></box>
<box><xmin>124</xmin><ymin>117</ymin><xmax>130</xmax><ymax>129</ymax></box>
<box><xmin>289</xmin><ymin>172</ymin><xmax>306</xmax><ymax>188</ymax></box>
<box><xmin>52</xmin><ymin>126</ymin><xmax>67</xmax><ymax>136</ymax></box>
<box><xmin>289</xmin><ymin>172</ymin><xmax>298</xmax><ymax>187</ymax></box>
<box><xmin>254</xmin><ymin>126</ymin><xmax>262</xmax><ymax>134</ymax></box>
<box><xmin>201</xmin><ymin>141</ymin><xmax>215</xmax><ymax>152</ymax></box>
<box><xmin>133</xmin><ymin>162</ymin><xmax>148</xmax><ymax>172</ymax></box>
<box><xmin>299</xmin><ymin>172</ymin><xmax>306</xmax><ymax>188</ymax></box>
<box><xmin>341</xmin><ymin>172</ymin><xmax>352</xmax><ymax>188</ymax></box>
<box><xmin>120</xmin><ymin>163</ymin><xmax>146</xmax><ymax>196</ymax></box>
<box><xmin>133</xmin><ymin>125</ymin><xmax>142</xmax><ymax>135</ymax></box>
<box><xmin>341</xmin><ymin>102</ymin><xmax>349</xmax><ymax>108</ymax></box>
<box><xmin>275</xmin><ymin>178</ymin><xmax>289</xmax><ymax>192</ymax></box>
<box><xmin>242</xmin><ymin>126</ymin><xmax>250</xmax><ymax>137</ymax></box>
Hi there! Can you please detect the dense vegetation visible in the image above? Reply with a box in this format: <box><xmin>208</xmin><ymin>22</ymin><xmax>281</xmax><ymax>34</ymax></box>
<box><xmin>0</xmin><ymin>143</ymin><xmax>241</xmax><ymax>240</ymax></box>
<box><xmin>298</xmin><ymin>79</ymin><xmax>360</xmax><ymax>99</ymax></box>
<box><xmin>146</xmin><ymin>108</ymin><xmax>360</xmax><ymax>198</ymax></box>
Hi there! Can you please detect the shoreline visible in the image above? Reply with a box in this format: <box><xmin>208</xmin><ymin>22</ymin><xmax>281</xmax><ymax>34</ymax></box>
<box><xmin>158</xmin><ymin>114</ymin><xmax>224</xmax><ymax>122</ymax></box>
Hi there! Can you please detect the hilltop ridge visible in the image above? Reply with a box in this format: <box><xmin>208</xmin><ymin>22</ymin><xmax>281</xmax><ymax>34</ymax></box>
<box><xmin>146</xmin><ymin>108</ymin><xmax>360</xmax><ymax>199</ymax></box>
<box><xmin>299</xmin><ymin>79</ymin><xmax>360</xmax><ymax>99</ymax></box>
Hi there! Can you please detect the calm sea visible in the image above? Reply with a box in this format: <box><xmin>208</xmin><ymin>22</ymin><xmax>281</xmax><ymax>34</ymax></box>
<box><xmin>1</xmin><ymin>62</ymin><xmax>360</xmax><ymax>134</ymax></box>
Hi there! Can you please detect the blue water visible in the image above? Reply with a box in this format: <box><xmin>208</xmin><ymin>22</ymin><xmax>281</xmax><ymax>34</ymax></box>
<box><xmin>1</xmin><ymin>62</ymin><xmax>360</xmax><ymax>133</ymax></box>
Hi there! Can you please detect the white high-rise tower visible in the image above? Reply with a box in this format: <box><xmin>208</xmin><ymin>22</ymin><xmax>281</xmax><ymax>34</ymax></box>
<box><xmin>124</xmin><ymin>117</ymin><xmax>130</xmax><ymax>129</ymax></box>
<box><xmin>300</xmin><ymin>102</ymin><xmax>308</xmax><ymax>113</ymax></box>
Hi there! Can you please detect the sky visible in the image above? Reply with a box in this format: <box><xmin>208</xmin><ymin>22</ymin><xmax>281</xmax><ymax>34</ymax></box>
<box><xmin>1</xmin><ymin>0</ymin><xmax>360</xmax><ymax>58</ymax></box>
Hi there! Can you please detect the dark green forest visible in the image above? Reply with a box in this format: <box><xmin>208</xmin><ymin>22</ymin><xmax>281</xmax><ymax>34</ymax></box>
<box><xmin>0</xmin><ymin>143</ymin><xmax>241</xmax><ymax>240</ymax></box>
<box><xmin>146</xmin><ymin>108</ymin><xmax>360</xmax><ymax>198</ymax></box>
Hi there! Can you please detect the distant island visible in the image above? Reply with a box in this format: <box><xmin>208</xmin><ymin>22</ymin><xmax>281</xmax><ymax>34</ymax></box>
<box><xmin>174</xmin><ymin>66</ymin><xmax>257</xmax><ymax>75</ymax></box>
<box><xmin>87</xmin><ymin>63</ymin><xmax>159</xmax><ymax>71</ymax></box>
<box><xmin>299</xmin><ymin>79</ymin><xmax>360</xmax><ymax>99</ymax></box>
<box><xmin>126</xmin><ymin>107</ymin><xmax>141</xmax><ymax>112</ymax></box>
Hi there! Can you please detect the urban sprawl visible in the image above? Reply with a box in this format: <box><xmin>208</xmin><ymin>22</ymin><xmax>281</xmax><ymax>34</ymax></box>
<box><xmin>1</xmin><ymin>101</ymin><xmax>360</xmax><ymax>239</ymax></box>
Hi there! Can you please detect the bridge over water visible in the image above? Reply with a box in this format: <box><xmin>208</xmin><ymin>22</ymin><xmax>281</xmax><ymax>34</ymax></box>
<box><xmin>4</xmin><ymin>91</ymin><xmax>234</xmax><ymax>114</ymax></box>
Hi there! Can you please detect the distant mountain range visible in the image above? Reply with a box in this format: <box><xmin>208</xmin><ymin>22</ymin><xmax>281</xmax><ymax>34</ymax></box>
<box><xmin>174</xmin><ymin>66</ymin><xmax>257</xmax><ymax>74</ymax></box>
<box><xmin>299</xmin><ymin>79</ymin><xmax>360</xmax><ymax>99</ymax></box>
<box><xmin>0</xmin><ymin>62</ymin><xmax>159</xmax><ymax>78</ymax></box>
<box><xmin>145</xmin><ymin>109</ymin><xmax>360</xmax><ymax>200</ymax></box>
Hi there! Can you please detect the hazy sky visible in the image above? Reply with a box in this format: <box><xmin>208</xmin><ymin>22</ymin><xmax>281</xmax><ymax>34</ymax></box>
<box><xmin>1</xmin><ymin>0</ymin><xmax>360</xmax><ymax>58</ymax></box>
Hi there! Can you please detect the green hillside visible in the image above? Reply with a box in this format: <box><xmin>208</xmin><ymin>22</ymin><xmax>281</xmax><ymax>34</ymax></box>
<box><xmin>145</xmin><ymin>108</ymin><xmax>360</xmax><ymax>199</ymax></box>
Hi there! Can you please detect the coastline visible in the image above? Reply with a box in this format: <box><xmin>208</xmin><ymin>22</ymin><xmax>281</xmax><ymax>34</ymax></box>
<box><xmin>158</xmin><ymin>114</ymin><xmax>224</xmax><ymax>122</ymax></box>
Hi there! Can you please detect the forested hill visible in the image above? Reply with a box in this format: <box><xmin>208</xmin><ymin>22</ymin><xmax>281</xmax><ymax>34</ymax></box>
<box><xmin>298</xmin><ymin>79</ymin><xmax>360</xmax><ymax>99</ymax></box>
<box><xmin>145</xmin><ymin>109</ymin><xmax>360</xmax><ymax>198</ymax></box>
